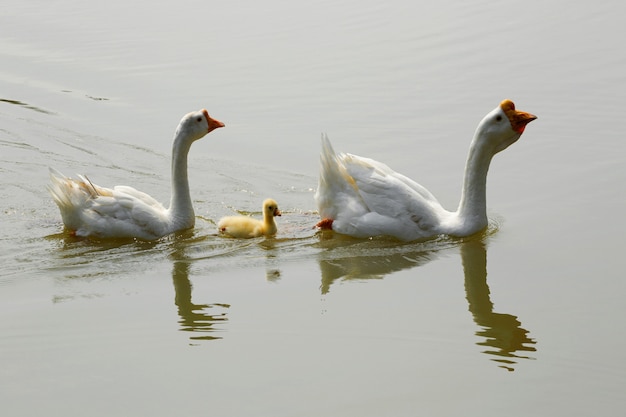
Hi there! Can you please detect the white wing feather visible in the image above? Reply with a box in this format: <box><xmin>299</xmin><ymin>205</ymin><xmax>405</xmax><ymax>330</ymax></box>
<box><xmin>48</xmin><ymin>168</ymin><xmax>170</xmax><ymax>239</ymax></box>
<box><xmin>315</xmin><ymin>135</ymin><xmax>447</xmax><ymax>240</ymax></box>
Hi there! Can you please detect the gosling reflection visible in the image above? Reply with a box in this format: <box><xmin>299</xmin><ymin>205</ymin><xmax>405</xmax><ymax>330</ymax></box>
<box><xmin>461</xmin><ymin>239</ymin><xmax>536</xmax><ymax>371</ymax></box>
<box><xmin>172</xmin><ymin>261</ymin><xmax>230</xmax><ymax>343</ymax></box>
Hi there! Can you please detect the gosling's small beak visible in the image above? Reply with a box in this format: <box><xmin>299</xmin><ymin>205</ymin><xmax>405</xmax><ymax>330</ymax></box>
<box><xmin>274</xmin><ymin>208</ymin><xmax>282</xmax><ymax>217</ymax></box>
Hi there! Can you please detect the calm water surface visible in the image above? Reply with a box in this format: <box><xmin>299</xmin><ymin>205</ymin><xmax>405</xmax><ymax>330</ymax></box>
<box><xmin>2</xmin><ymin>0</ymin><xmax>625</xmax><ymax>416</ymax></box>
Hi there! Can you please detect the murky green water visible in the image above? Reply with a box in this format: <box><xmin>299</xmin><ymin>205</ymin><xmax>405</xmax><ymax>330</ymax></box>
<box><xmin>2</xmin><ymin>0</ymin><xmax>625</xmax><ymax>415</ymax></box>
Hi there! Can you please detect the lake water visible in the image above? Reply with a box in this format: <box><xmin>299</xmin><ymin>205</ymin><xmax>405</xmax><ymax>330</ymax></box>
<box><xmin>2</xmin><ymin>0</ymin><xmax>625</xmax><ymax>415</ymax></box>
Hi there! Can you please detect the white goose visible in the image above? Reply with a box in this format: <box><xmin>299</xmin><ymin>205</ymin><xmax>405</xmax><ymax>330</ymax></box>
<box><xmin>315</xmin><ymin>99</ymin><xmax>537</xmax><ymax>241</ymax></box>
<box><xmin>48</xmin><ymin>109</ymin><xmax>225</xmax><ymax>240</ymax></box>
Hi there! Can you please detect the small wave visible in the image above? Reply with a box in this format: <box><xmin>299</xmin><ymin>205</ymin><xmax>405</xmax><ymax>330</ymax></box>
<box><xmin>0</xmin><ymin>98</ymin><xmax>55</xmax><ymax>115</ymax></box>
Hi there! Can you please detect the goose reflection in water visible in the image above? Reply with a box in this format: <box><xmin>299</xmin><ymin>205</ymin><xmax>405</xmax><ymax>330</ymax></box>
<box><xmin>316</xmin><ymin>233</ymin><xmax>449</xmax><ymax>294</ymax></box>
<box><xmin>172</xmin><ymin>260</ymin><xmax>229</xmax><ymax>344</ymax></box>
<box><xmin>461</xmin><ymin>239</ymin><xmax>536</xmax><ymax>371</ymax></box>
<box><xmin>316</xmin><ymin>233</ymin><xmax>536</xmax><ymax>371</ymax></box>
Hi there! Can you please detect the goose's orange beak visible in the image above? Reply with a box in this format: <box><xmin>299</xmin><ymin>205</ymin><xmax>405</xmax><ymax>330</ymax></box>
<box><xmin>203</xmin><ymin>109</ymin><xmax>225</xmax><ymax>133</ymax></box>
<box><xmin>500</xmin><ymin>99</ymin><xmax>537</xmax><ymax>134</ymax></box>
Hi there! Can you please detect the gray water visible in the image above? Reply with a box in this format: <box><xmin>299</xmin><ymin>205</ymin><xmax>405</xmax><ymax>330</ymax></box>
<box><xmin>2</xmin><ymin>0</ymin><xmax>625</xmax><ymax>416</ymax></box>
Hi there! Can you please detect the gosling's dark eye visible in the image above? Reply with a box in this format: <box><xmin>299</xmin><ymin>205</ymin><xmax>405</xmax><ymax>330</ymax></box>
<box><xmin>196</xmin><ymin>117</ymin><xmax>203</xmax><ymax>122</ymax></box>
<box><xmin>496</xmin><ymin>115</ymin><xmax>502</xmax><ymax>122</ymax></box>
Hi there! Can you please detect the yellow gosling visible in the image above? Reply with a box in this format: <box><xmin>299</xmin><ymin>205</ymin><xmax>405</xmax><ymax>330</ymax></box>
<box><xmin>218</xmin><ymin>198</ymin><xmax>281</xmax><ymax>238</ymax></box>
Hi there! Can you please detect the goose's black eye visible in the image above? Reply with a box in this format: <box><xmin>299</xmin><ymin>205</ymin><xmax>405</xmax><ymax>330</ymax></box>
<box><xmin>196</xmin><ymin>117</ymin><xmax>203</xmax><ymax>122</ymax></box>
<box><xmin>496</xmin><ymin>115</ymin><xmax>502</xmax><ymax>122</ymax></box>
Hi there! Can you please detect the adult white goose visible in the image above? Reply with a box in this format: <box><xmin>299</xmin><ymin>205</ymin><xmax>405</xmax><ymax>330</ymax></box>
<box><xmin>48</xmin><ymin>109</ymin><xmax>225</xmax><ymax>240</ymax></box>
<box><xmin>315</xmin><ymin>99</ymin><xmax>536</xmax><ymax>241</ymax></box>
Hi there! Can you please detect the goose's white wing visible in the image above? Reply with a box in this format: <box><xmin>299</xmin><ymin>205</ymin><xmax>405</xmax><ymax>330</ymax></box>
<box><xmin>48</xmin><ymin>169</ymin><xmax>169</xmax><ymax>240</ymax></box>
<box><xmin>315</xmin><ymin>135</ymin><xmax>448</xmax><ymax>240</ymax></box>
<box><xmin>85</xmin><ymin>187</ymin><xmax>169</xmax><ymax>238</ymax></box>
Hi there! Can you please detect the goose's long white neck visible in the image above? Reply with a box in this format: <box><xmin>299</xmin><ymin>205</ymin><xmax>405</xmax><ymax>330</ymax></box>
<box><xmin>168</xmin><ymin>132</ymin><xmax>195</xmax><ymax>229</ymax></box>
<box><xmin>455</xmin><ymin>133</ymin><xmax>493</xmax><ymax>234</ymax></box>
